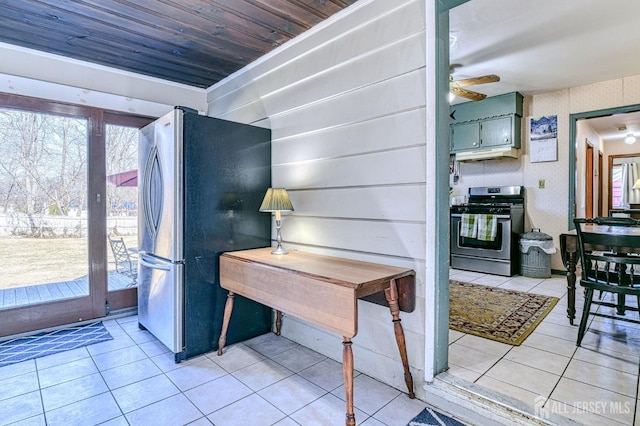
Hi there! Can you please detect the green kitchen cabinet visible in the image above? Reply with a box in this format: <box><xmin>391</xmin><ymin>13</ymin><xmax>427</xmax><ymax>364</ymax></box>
<box><xmin>450</xmin><ymin>92</ymin><xmax>523</xmax><ymax>154</ymax></box>
<box><xmin>450</xmin><ymin>122</ymin><xmax>480</xmax><ymax>151</ymax></box>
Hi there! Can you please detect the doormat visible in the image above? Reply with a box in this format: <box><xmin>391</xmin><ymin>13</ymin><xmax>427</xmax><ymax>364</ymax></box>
<box><xmin>449</xmin><ymin>280</ymin><xmax>558</xmax><ymax>346</ymax></box>
<box><xmin>0</xmin><ymin>322</ymin><xmax>112</xmax><ymax>367</ymax></box>
<box><xmin>407</xmin><ymin>407</ymin><xmax>467</xmax><ymax>425</ymax></box>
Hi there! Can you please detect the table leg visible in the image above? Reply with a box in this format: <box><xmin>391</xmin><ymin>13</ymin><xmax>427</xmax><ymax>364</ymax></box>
<box><xmin>275</xmin><ymin>310</ymin><xmax>282</xmax><ymax>336</ymax></box>
<box><xmin>385</xmin><ymin>279</ymin><xmax>415</xmax><ymax>398</ymax></box>
<box><xmin>565</xmin><ymin>251</ymin><xmax>576</xmax><ymax>325</ymax></box>
<box><xmin>217</xmin><ymin>291</ymin><xmax>235</xmax><ymax>356</ymax></box>
<box><xmin>343</xmin><ymin>337</ymin><xmax>355</xmax><ymax>426</ymax></box>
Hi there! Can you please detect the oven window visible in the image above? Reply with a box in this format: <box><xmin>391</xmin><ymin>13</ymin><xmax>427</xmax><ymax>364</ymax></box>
<box><xmin>453</xmin><ymin>218</ymin><xmax>509</xmax><ymax>251</ymax></box>
<box><xmin>458</xmin><ymin>222</ymin><xmax>503</xmax><ymax>251</ymax></box>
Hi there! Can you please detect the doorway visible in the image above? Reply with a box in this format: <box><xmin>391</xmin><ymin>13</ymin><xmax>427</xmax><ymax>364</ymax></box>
<box><xmin>0</xmin><ymin>93</ymin><xmax>152</xmax><ymax>336</ymax></box>
<box><xmin>598</xmin><ymin>151</ymin><xmax>603</xmax><ymax>216</ymax></box>
<box><xmin>586</xmin><ymin>142</ymin><xmax>594</xmax><ymax>218</ymax></box>
<box><xmin>569</xmin><ymin>104</ymin><xmax>640</xmax><ymax>227</ymax></box>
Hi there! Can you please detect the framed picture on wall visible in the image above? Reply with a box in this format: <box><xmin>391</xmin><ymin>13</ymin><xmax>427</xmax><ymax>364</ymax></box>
<box><xmin>530</xmin><ymin>115</ymin><xmax>558</xmax><ymax>163</ymax></box>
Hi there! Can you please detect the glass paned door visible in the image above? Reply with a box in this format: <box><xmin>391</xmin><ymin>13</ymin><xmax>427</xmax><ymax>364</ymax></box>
<box><xmin>106</xmin><ymin>124</ymin><xmax>139</xmax><ymax>292</ymax></box>
<box><xmin>0</xmin><ymin>108</ymin><xmax>89</xmax><ymax>311</ymax></box>
<box><xmin>0</xmin><ymin>94</ymin><xmax>153</xmax><ymax>336</ymax></box>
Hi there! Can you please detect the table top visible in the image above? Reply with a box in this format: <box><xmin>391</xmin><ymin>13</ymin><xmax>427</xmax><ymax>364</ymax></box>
<box><xmin>562</xmin><ymin>224</ymin><xmax>640</xmax><ymax>238</ymax></box>
<box><xmin>221</xmin><ymin>247</ymin><xmax>415</xmax><ymax>290</ymax></box>
<box><xmin>220</xmin><ymin>247</ymin><xmax>416</xmax><ymax>337</ymax></box>
<box><xmin>561</xmin><ymin>224</ymin><xmax>640</xmax><ymax>257</ymax></box>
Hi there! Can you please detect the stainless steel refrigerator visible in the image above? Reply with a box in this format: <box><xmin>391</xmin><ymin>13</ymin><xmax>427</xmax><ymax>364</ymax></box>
<box><xmin>137</xmin><ymin>106</ymin><xmax>272</xmax><ymax>362</ymax></box>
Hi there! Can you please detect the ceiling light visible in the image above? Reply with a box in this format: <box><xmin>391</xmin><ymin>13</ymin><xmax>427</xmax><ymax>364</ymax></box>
<box><xmin>625</xmin><ymin>133</ymin><xmax>637</xmax><ymax>144</ymax></box>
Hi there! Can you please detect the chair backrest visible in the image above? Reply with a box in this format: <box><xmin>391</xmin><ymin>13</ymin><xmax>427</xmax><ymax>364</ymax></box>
<box><xmin>573</xmin><ymin>217</ymin><xmax>640</xmax><ymax>286</ymax></box>
<box><xmin>108</xmin><ymin>237</ymin><xmax>130</xmax><ymax>262</ymax></box>
<box><xmin>108</xmin><ymin>236</ymin><xmax>138</xmax><ymax>279</ymax></box>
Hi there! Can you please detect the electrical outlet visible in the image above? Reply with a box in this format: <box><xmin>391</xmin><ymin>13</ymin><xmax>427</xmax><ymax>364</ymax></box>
<box><xmin>539</xmin><ymin>179</ymin><xmax>545</xmax><ymax>189</ymax></box>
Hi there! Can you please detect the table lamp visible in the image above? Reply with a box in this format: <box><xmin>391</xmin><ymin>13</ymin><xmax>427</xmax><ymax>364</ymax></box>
<box><xmin>259</xmin><ymin>188</ymin><xmax>294</xmax><ymax>254</ymax></box>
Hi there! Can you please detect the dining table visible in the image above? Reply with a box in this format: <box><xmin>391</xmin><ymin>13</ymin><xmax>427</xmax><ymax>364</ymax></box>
<box><xmin>560</xmin><ymin>223</ymin><xmax>640</xmax><ymax>325</ymax></box>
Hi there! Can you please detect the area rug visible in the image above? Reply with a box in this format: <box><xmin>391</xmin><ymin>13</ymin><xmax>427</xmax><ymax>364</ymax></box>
<box><xmin>0</xmin><ymin>322</ymin><xmax>112</xmax><ymax>367</ymax></box>
<box><xmin>449</xmin><ymin>280</ymin><xmax>558</xmax><ymax>346</ymax></box>
<box><xmin>407</xmin><ymin>407</ymin><xmax>467</xmax><ymax>425</ymax></box>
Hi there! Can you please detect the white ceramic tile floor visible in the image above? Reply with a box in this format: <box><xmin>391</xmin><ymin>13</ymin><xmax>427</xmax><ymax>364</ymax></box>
<box><xmin>0</xmin><ymin>315</ymin><xmax>442</xmax><ymax>426</ymax></box>
<box><xmin>449</xmin><ymin>268</ymin><xmax>640</xmax><ymax>426</ymax></box>
<box><xmin>7</xmin><ymin>268</ymin><xmax>640</xmax><ymax>425</ymax></box>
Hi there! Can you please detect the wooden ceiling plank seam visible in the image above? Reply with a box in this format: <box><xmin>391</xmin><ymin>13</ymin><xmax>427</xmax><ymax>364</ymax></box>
<box><xmin>329</xmin><ymin>0</ymin><xmax>357</xmax><ymax>8</ymax></box>
<box><xmin>157</xmin><ymin>0</ymin><xmax>293</xmax><ymax>47</ymax></box>
<box><xmin>245</xmin><ymin>0</ymin><xmax>321</xmax><ymax>31</ymax></box>
<box><xmin>211</xmin><ymin>0</ymin><xmax>306</xmax><ymax>38</ymax></box>
<box><xmin>31</xmin><ymin>0</ymin><xmax>271</xmax><ymax>62</ymax></box>
<box><xmin>107</xmin><ymin>0</ymin><xmax>283</xmax><ymax>54</ymax></box>
<box><xmin>275</xmin><ymin>0</ymin><xmax>351</xmax><ymax>20</ymax></box>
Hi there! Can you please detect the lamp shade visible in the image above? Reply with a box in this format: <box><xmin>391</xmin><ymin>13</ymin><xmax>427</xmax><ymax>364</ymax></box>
<box><xmin>259</xmin><ymin>188</ymin><xmax>294</xmax><ymax>212</ymax></box>
<box><xmin>634</xmin><ymin>179</ymin><xmax>640</xmax><ymax>190</ymax></box>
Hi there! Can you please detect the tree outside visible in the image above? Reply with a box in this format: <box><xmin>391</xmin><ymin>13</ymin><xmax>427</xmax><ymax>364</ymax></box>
<box><xmin>0</xmin><ymin>108</ymin><xmax>138</xmax><ymax>291</ymax></box>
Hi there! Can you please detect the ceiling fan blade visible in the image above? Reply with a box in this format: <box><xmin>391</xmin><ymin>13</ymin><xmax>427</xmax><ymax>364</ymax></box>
<box><xmin>450</xmin><ymin>86</ymin><xmax>487</xmax><ymax>101</ymax></box>
<box><xmin>453</xmin><ymin>74</ymin><xmax>500</xmax><ymax>87</ymax></box>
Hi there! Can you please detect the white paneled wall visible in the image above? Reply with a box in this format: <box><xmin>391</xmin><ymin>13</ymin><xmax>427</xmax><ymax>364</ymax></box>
<box><xmin>207</xmin><ymin>0</ymin><xmax>428</xmax><ymax>398</ymax></box>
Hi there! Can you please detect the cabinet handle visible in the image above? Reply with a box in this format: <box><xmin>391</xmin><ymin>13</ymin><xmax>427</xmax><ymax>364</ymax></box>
<box><xmin>473</xmin><ymin>142</ymin><xmax>478</xmax><ymax>146</ymax></box>
<box><xmin>504</xmin><ymin>137</ymin><xmax>509</xmax><ymax>142</ymax></box>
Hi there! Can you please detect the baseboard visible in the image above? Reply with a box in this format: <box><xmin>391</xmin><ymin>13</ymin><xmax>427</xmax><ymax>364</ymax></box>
<box><xmin>0</xmin><ymin>308</ymin><xmax>138</xmax><ymax>342</ymax></box>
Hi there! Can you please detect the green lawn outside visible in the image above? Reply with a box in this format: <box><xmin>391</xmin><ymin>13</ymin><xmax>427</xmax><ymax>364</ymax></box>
<box><xmin>1</xmin><ymin>235</ymin><xmax>137</xmax><ymax>290</ymax></box>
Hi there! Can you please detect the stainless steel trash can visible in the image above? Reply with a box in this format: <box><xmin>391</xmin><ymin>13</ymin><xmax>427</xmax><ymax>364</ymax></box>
<box><xmin>520</xmin><ymin>229</ymin><xmax>556</xmax><ymax>278</ymax></box>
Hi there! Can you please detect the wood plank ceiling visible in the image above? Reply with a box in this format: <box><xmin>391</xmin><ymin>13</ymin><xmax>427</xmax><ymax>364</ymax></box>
<box><xmin>0</xmin><ymin>0</ymin><xmax>358</xmax><ymax>88</ymax></box>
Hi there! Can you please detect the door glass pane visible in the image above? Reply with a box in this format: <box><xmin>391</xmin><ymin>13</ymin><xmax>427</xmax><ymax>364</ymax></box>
<box><xmin>106</xmin><ymin>124</ymin><xmax>138</xmax><ymax>290</ymax></box>
<box><xmin>0</xmin><ymin>108</ymin><xmax>88</xmax><ymax>309</ymax></box>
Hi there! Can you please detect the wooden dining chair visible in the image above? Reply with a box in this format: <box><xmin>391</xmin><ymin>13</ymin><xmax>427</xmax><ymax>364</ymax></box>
<box><xmin>574</xmin><ymin>217</ymin><xmax>640</xmax><ymax>346</ymax></box>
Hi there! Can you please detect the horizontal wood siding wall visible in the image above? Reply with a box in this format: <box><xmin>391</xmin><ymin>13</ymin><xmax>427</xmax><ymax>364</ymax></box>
<box><xmin>207</xmin><ymin>0</ymin><xmax>427</xmax><ymax>397</ymax></box>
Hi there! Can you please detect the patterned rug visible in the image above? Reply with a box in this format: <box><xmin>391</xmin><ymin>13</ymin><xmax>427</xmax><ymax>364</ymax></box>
<box><xmin>0</xmin><ymin>322</ymin><xmax>112</xmax><ymax>367</ymax></box>
<box><xmin>407</xmin><ymin>407</ymin><xmax>467</xmax><ymax>425</ymax></box>
<box><xmin>449</xmin><ymin>280</ymin><xmax>558</xmax><ymax>345</ymax></box>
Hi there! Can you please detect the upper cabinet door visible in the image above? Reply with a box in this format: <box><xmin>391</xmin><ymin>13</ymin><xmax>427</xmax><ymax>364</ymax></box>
<box><xmin>451</xmin><ymin>122</ymin><xmax>480</xmax><ymax>152</ymax></box>
<box><xmin>480</xmin><ymin>116</ymin><xmax>513</xmax><ymax>148</ymax></box>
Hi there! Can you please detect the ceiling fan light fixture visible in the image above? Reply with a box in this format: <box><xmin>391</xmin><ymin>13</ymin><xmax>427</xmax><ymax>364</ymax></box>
<box><xmin>625</xmin><ymin>133</ymin><xmax>637</xmax><ymax>144</ymax></box>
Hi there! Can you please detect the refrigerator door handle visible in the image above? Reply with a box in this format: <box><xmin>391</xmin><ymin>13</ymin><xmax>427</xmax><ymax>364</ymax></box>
<box><xmin>139</xmin><ymin>255</ymin><xmax>171</xmax><ymax>271</ymax></box>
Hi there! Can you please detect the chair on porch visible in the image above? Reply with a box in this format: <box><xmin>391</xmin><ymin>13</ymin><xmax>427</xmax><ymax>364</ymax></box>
<box><xmin>108</xmin><ymin>236</ymin><xmax>138</xmax><ymax>286</ymax></box>
<box><xmin>574</xmin><ymin>217</ymin><xmax>640</xmax><ymax>346</ymax></box>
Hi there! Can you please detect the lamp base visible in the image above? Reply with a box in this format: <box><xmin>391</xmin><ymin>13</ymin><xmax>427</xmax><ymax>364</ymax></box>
<box><xmin>271</xmin><ymin>219</ymin><xmax>288</xmax><ymax>254</ymax></box>
<box><xmin>271</xmin><ymin>246</ymin><xmax>288</xmax><ymax>255</ymax></box>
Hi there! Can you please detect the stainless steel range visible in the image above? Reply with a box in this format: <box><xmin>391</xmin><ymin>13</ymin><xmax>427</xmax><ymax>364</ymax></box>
<box><xmin>450</xmin><ymin>186</ymin><xmax>525</xmax><ymax>276</ymax></box>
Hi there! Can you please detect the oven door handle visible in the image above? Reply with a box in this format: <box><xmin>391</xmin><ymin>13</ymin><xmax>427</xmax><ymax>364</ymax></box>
<box><xmin>451</xmin><ymin>213</ymin><xmax>511</xmax><ymax>220</ymax></box>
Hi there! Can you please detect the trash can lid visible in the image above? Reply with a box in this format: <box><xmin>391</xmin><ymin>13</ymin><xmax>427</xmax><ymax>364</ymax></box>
<box><xmin>521</xmin><ymin>228</ymin><xmax>552</xmax><ymax>241</ymax></box>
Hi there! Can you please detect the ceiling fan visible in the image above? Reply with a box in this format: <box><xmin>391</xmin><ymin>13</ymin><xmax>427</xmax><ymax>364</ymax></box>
<box><xmin>450</xmin><ymin>72</ymin><xmax>500</xmax><ymax>101</ymax></box>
